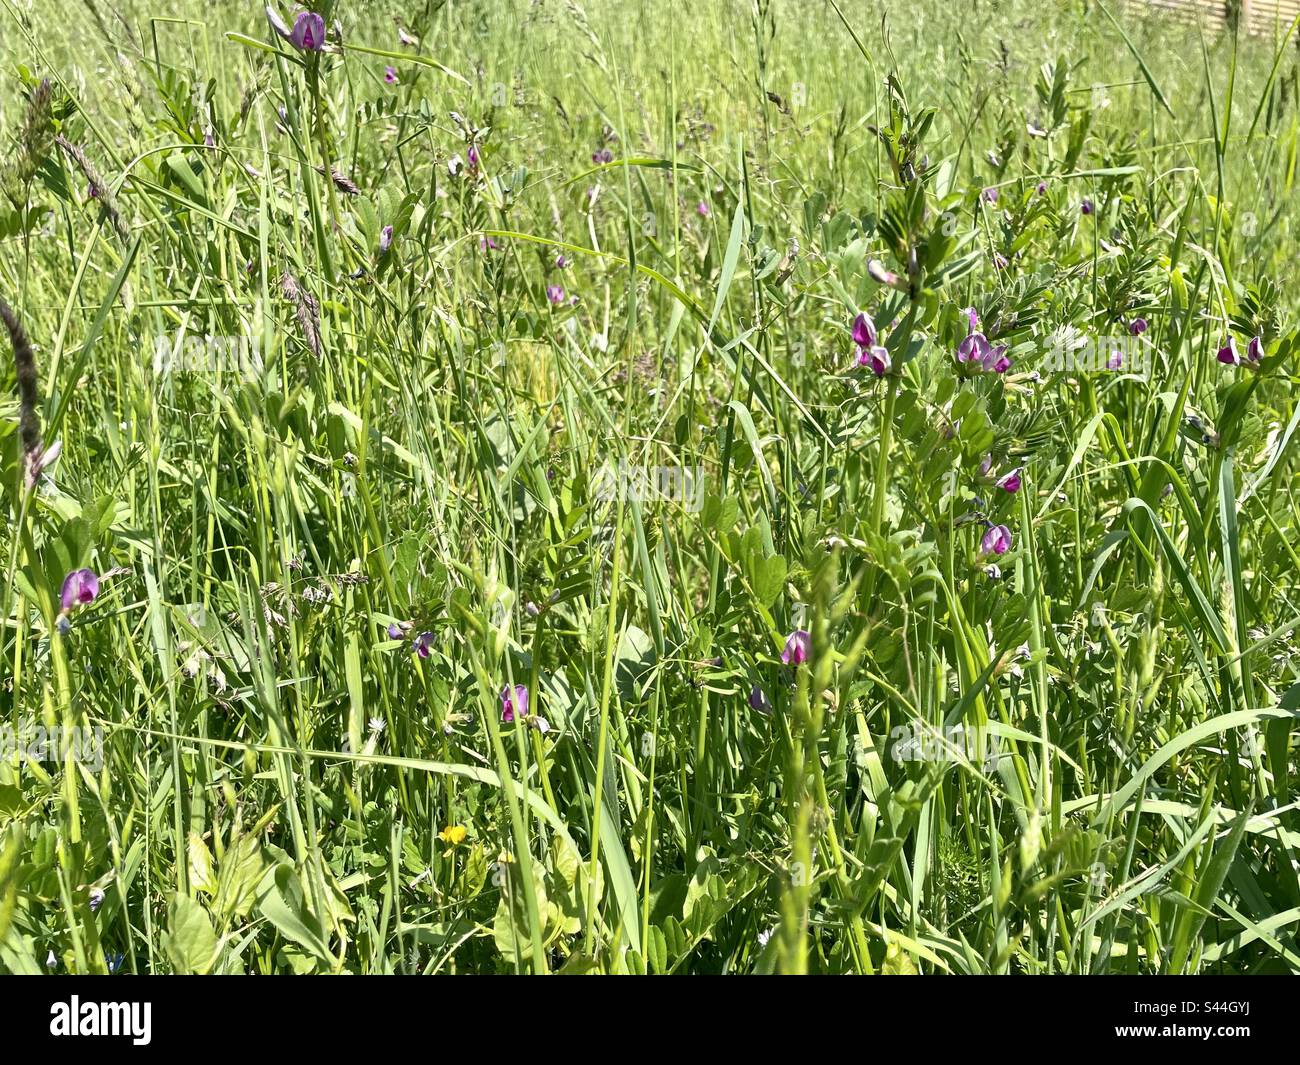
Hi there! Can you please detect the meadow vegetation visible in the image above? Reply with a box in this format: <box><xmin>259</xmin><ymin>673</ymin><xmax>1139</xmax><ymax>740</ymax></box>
<box><xmin>2</xmin><ymin>0</ymin><xmax>1300</xmax><ymax>974</ymax></box>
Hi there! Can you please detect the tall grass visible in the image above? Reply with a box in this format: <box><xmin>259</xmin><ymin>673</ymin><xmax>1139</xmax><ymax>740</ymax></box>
<box><xmin>1</xmin><ymin>0</ymin><xmax>1299</xmax><ymax>973</ymax></box>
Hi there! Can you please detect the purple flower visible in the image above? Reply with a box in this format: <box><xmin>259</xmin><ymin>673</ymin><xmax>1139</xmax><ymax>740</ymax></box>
<box><xmin>555</xmin><ymin>253</ymin><xmax>570</xmax><ymax>269</ymax></box>
<box><xmin>956</xmin><ymin>333</ymin><xmax>983</xmax><ymax>364</ymax></box>
<box><xmin>292</xmin><ymin>11</ymin><xmax>324</xmax><ymax>51</ymax></box>
<box><xmin>748</xmin><ymin>685</ymin><xmax>772</xmax><ymax>713</ymax></box>
<box><xmin>985</xmin><ymin>344</ymin><xmax>1011</xmax><ymax>373</ymax></box>
<box><xmin>379</xmin><ymin>225</ymin><xmax>393</xmax><ymax>254</ymax></box>
<box><xmin>979</xmin><ymin>453</ymin><xmax>993</xmax><ymax>476</ymax></box>
<box><xmin>500</xmin><ymin>683</ymin><xmax>528</xmax><ymax>723</ymax></box>
<box><xmin>546</xmin><ymin>285</ymin><xmax>565</xmax><ymax>305</ymax></box>
<box><xmin>980</xmin><ymin>524</ymin><xmax>1012</xmax><ymax>556</ymax></box>
<box><xmin>1080</xmin><ymin>198</ymin><xmax>1094</xmax><ymax>216</ymax></box>
<box><xmin>852</xmin><ymin>312</ymin><xmax>877</xmax><ymax>348</ymax></box>
<box><xmin>993</xmin><ymin>253</ymin><xmax>1009</xmax><ymax>271</ymax></box>
<box><xmin>478</xmin><ymin>235</ymin><xmax>498</xmax><ymax>251</ymax></box>
<box><xmin>1217</xmin><ymin>338</ymin><xmax>1241</xmax><ymax>365</ymax></box>
<box><xmin>995</xmin><ymin>469</ymin><xmax>1022</xmax><ymax>493</ymax></box>
<box><xmin>851</xmin><ymin>312</ymin><xmax>891</xmax><ymax>375</ymax></box>
<box><xmin>781</xmin><ymin>630</ymin><xmax>811</xmax><ymax>666</ymax></box>
<box><xmin>961</xmin><ymin>307</ymin><xmax>979</xmax><ymax>334</ymax></box>
<box><xmin>1247</xmin><ymin>336</ymin><xmax>1263</xmax><ymax>364</ymax></box>
<box><xmin>1129</xmin><ymin>318</ymin><xmax>1148</xmax><ymax>336</ymax></box>
<box><xmin>468</xmin><ymin>144</ymin><xmax>480</xmax><ymax>169</ymax></box>
<box><xmin>411</xmin><ymin>631</ymin><xmax>435</xmax><ymax>658</ymax></box>
<box><xmin>956</xmin><ymin>332</ymin><xmax>1010</xmax><ymax>373</ymax></box>
<box><xmin>592</xmin><ymin>148</ymin><xmax>613</xmax><ymax>164</ymax></box>
<box><xmin>868</xmin><ymin>259</ymin><xmax>905</xmax><ymax>289</ymax></box>
<box><xmin>60</xmin><ymin>569</ymin><xmax>99</xmax><ymax>612</ymax></box>
<box><xmin>696</xmin><ymin>201</ymin><xmax>710</xmax><ymax>217</ymax></box>
<box><xmin>384</xmin><ymin>66</ymin><xmax>398</xmax><ymax>84</ymax></box>
<box><xmin>1107</xmin><ymin>349</ymin><xmax>1123</xmax><ymax>371</ymax></box>
<box><xmin>1035</xmin><ymin>181</ymin><xmax>1048</xmax><ymax>195</ymax></box>
<box><xmin>981</xmin><ymin>186</ymin><xmax>999</xmax><ymax>205</ymax></box>
<box><xmin>386</xmin><ymin>622</ymin><xmax>408</xmax><ymax>640</ymax></box>
<box><xmin>859</xmin><ymin>346</ymin><xmax>891</xmax><ymax>376</ymax></box>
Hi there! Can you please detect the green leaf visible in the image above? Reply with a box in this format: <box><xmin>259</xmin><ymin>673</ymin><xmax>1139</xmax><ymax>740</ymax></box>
<box><xmin>164</xmin><ymin>894</ymin><xmax>218</xmax><ymax>975</ymax></box>
<box><xmin>257</xmin><ymin>864</ymin><xmax>334</xmax><ymax>966</ymax></box>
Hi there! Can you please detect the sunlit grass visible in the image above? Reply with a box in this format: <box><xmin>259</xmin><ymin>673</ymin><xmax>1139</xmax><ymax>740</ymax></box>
<box><xmin>1</xmin><ymin>0</ymin><xmax>1299</xmax><ymax>974</ymax></box>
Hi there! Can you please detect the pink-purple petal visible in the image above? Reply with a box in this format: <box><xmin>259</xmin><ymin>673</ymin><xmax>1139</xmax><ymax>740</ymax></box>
<box><xmin>781</xmin><ymin>630</ymin><xmax>811</xmax><ymax>665</ymax></box>
<box><xmin>852</xmin><ymin>312</ymin><xmax>877</xmax><ymax>348</ymax></box>
<box><xmin>60</xmin><ymin>568</ymin><xmax>99</xmax><ymax>611</ymax></box>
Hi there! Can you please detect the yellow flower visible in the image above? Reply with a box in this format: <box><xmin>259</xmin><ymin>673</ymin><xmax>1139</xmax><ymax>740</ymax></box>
<box><xmin>438</xmin><ymin>824</ymin><xmax>467</xmax><ymax>846</ymax></box>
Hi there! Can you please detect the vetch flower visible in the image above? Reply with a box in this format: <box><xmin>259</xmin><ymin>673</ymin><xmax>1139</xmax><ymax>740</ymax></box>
<box><xmin>384</xmin><ymin>66</ymin><xmax>398</xmax><ymax>84</ymax></box>
<box><xmin>379</xmin><ymin>225</ymin><xmax>393</xmax><ymax>254</ymax></box>
<box><xmin>860</xmin><ymin>346</ymin><xmax>891</xmax><ymax>376</ymax></box>
<box><xmin>1035</xmin><ymin>180</ymin><xmax>1048</xmax><ymax>195</ymax></box>
<box><xmin>89</xmin><ymin>889</ymin><xmax>105</xmax><ymax>912</ymax></box>
<box><xmin>591</xmin><ymin>148</ymin><xmax>613</xmax><ymax>164</ymax></box>
<box><xmin>1247</xmin><ymin>336</ymin><xmax>1264</xmax><ymax>364</ymax></box>
<box><xmin>60</xmin><ymin>569</ymin><xmax>99</xmax><ymax>612</ymax></box>
<box><xmin>781</xmin><ymin>630</ymin><xmax>811</xmax><ymax>666</ymax></box>
<box><xmin>981</xmin><ymin>524</ymin><xmax>1012</xmax><ymax>556</ymax></box>
<box><xmin>467</xmin><ymin>144</ymin><xmax>480</xmax><ymax>170</ymax></box>
<box><xmin>529</xmin><ymin>715</ymin><xmax>551</xmax><ymax>734</ymax></box>
<box><xmin>956</xmin><ymin>331</ymin><xmax>1010</xmax><ymax>373</ymax></box>
<box><xmin>867</xmin><ymin>258</ymin><xmax>906</xmax><ymax>290</ymax></box>
<box><xmin>852</xmin><ymin>312</ymin><xmax>877</xmax><ymax>348</ymax></box>
<box><xmin>696</xmin><ymin>200</ymin><xmax>710</xmax><ymax>217</ymax></box>
<box><xmin>1107</xmin><ymin>348</ymin><xmax>1123</xmax><ymax>371</ymax></box>
<box><xmin>268</xmin><ymin>7</ymin><xmax>325</xmax><ymax>51</ymax></box>
<box><xmin>1080</xmin><ymin>198</ymin><xmax>1094</xmax><ymax>215</ymax></box>
<box><xmin>981</xmin><ymin>186</ymin><xmax>998</xmax><ymax>205</ymax></box>
<box><xmin>1129</xmin><ymin>318</ymin><xmax>1148</xmax><ymax>336</ymax></box>
<box><xmin>748</xmin><ymin>685</ymin><xmax>773</xmax><ymax>714</ymax></box>
<box><xmin>546</xmin><ymin>285</ymin><xmax>564</xmax><ymax>305</ymax></box>
<box><xmin>983</xmin><ymin>344</ymin><xmax>1011</xmax><ymax>373</ymax></box>
<box><xmin>851</xmin><ymin>311</ymin><xmax>891</xmax><ymax>375</ymax></box>
<box><xmin>995</xmin><ymin>469</ymin><xmax>1022</xmax><ymax>493</ymax></box>
<box><xmin>411</xmin><ymin>631</ymin><xmax>435</xmax><ymax>658</ymax></box>
<box><xmin>1217</xmin><ymin>337</ymin><xmax>1241</xmax><ymax>365</ymax></box>
<box><xmin>555</xmin><ymin>253</ymin><xmax>570</xmax><ymax>269</ymax></box>
<box><xmin>290</xmin><ymin>10</ymin><xmax>325</xmax><ymax>50</ymax></box>
<box><xmin>500</xmin><ymin>683</ymin><xmax>528</xmax><ymax>722</ymax></box>
<box><xmin>387</xmin><ymin>620</ymin><xmax>411</xmax><ymax>640</ymax></box>
<box><xmin>961</xmin><ymin>307</ymin><xmax>979</xmax><ymax>334</ymax></box>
